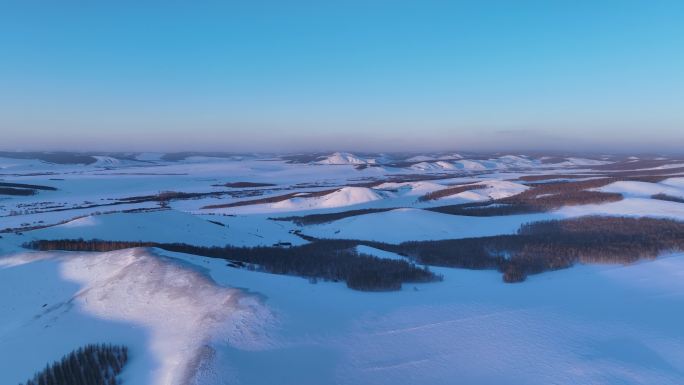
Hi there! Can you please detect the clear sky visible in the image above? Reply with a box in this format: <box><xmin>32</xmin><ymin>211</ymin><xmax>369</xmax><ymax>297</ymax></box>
<box><xmin>1</xmin><ymin>1</ymin><xmax>683</xmax><ymax>153</ymax></box>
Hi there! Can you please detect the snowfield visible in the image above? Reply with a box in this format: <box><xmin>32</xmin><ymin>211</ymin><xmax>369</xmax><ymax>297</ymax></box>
<box><xmin>2</xmin><ymin>151</ymin><xmax>684</xmax><ymax>385</ymax></box>
<box><xmin>167</xmin><ymin>249</ymin><xmax>684</xmax><ymax>385</ymax></box>
<box><xmin>4</xmin><ymin>247</ymin><xmax>684</xmax><ymax>385</ymax></box>
<box><xmin>302</xmin><ymin>208</ymin><xmax>556</xmax><ymax>243</ymax></box>
<box><xmin>0</xmin><ymin>249</ymin><xmax>272</xmax><ymax>385</ymax></box>
<box><xmin>457</xmin><ymin>180</ymin><xmax>529</xmax><ymax>201</ymax></box>
<box><xmin>556</xmin><ymin>197</ymin><xmax>684</xmax><ymax>221</ymax></box>
<box><xmin>26</xmin><ymin>210</ymin><xmax>305</xmax><ymax>247</ymax></box>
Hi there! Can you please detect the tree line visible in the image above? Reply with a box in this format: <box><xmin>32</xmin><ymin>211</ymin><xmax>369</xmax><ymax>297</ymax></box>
<box><xmin>26</xmin><ymin>239</ymin><xmax>439</xmax><ymax>291</ymax></box>
<box><xmin>428</xmin><ymin>178</ymin><xmax>627</xmax><ymax>216</ymax></box>
<box><xmin>651</xmin><ymin>193</ymin><xmax>684</xmax><ymax>203</ymax></box>
<box><xmin>273</xmin><ymin>208</ymin><xmax>395</xmax><ymax>225</ymax></box>
<box><xmin>0</xmin><ymin>182</ymin><xmax>57</xmax><ymax>191</ymax></box>
<box><xmin>390</xmin><ymin>216</ymin><xmax>684</xmax><ymax>282</ymax></box>
<box><xmin>26</xmin><ymin>216</ymin><xmax>684</xmax><ymax>285</ymax></box>
<box><xmin>0</xmin><ymin>187</ymin><xmax>37</xmax><ymax>196</ymax></box>
<box><xmin>418</xmin><ymin>184</ymin><xmax>486</xmax><ymax>202</ymax></box>
<box><xmin>201</xmin><ymin>188</ymin><xmax>340</xmax><ymax>209</ymax></box>
<box><xmin>428</xmin><ymin>175</ymin><xmax>684</xmax><ymax>217</ymax></box>
<box><xmin>20</xmin><ymin>344</ymin><xmax>128</xmax><ymax>385</ymax></box>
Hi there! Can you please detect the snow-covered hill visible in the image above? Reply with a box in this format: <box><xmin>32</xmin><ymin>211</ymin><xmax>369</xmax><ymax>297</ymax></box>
<box><xmin>273</xmin><ymin>186</ymin><xmax>385</xmax><ymax>210</ymax></box>
<box><xmin>409</xmin><ymin>161</ymin><xmax>460</xmax><ymax>171</ymax></box>
<box><xmin>0</xmin><ymin>248</ymin><xmax>271</xmax><ymax>385</ymax></box>
<box><xmin>316</xmin><ymin>152</ymin><xmax>372</xmax><ymax>165</ymax></box>
<box><xmin>91</xmin><ymin>155</ymin><xmax>123</xmax><ymax>166</ymax></box>
<box><xmin>597</xmin><ymin>178</ymin><xmax>684</xmax><ymax>199</ymax></box>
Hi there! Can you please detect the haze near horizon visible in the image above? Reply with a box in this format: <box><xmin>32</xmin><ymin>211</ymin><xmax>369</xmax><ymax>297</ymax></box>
<box><xmin>1</xmin><ymin>1</ymin><xmax>683</xmax><ymax>152</ymax></box>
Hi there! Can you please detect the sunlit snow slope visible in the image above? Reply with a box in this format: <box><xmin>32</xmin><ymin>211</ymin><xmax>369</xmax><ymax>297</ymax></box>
<box><xmin>0</xmin><ymin>249</ymin><xmax>272</xmax><ymax>385</ymax></box>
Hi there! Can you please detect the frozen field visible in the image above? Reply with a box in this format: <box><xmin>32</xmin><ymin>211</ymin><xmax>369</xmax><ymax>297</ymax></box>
<box><xmin>2</xmin><ymin>152</ymin><xmax>684</xmax><ymax>384</ymax></box>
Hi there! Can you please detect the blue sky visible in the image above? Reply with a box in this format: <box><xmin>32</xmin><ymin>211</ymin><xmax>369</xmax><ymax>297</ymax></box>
<box><xmin>1</xmin><ymin>1</ymin><xmax>683</xmax><ymax>153</ymax></box>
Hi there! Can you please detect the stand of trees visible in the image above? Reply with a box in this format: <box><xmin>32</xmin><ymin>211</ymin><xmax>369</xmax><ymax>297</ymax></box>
<box><xmin>429</xmin><ymin>178</ymin><xmax>627</xmax><ymax>216</ymax></box>
<box><xmin>389</xmin><ymin>216</ymin><xmax>684</xmax><ymax>282</ymax></box>
<box><xmin>0</xmin><ymin>182</ymin><xmax>57</xmax><ymax>191</ymax></box>
<box><xmin>652</xmin><ymin>193</ymin><xmax>684</xmax><ymax>203</ymax></box>
<box><xmin>202</xmin><ymin>188</ymin><xmax>340</xmax><ymax>209</ymax></box>
<box><xmin>20</xmin><ymin>344</ymin><xmax>128</xmax><ymax>385</ymax></box>
<box><xmin>26</xmin><ymin>239</ymin><xmax>439</xmax><ymax>291</ymax></box>
<box><xmin>273</xmin><ymin>208</ymin><xmax>395</xmax><ymax>225</ymax></box>
<box><xmin>26</xmin><ymin>216</ymin><xmax>684</xmax><ymax>285</ymax></box>
<box><xmin>0</xmin><ymin>187</ymin><xmax>37</xmax><ymax>196</ymax></box>
<box><xmin>429</xmin><ymin>175</ymin><xmax>684</xmax><ymax>217</ymax></box>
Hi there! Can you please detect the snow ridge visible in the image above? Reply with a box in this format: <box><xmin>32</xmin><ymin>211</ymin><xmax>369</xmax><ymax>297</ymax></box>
<box><xmin>14</xmin><ymin>248</ymin><xmax>273</xmax><ymax>385</ymax></box>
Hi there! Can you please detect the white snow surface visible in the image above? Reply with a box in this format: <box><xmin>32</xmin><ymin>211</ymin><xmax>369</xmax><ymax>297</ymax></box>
<box><xmin>409</xmin><ymin>161</ymin><xmax>459</xmax><ymax>171</ymax></box>
<box><xmin>407</xmin><ymin>156</ymin><xmax>539</xmax><ymax>172</ymax></box>
<box><xmin>375</xmin><ymin>181</ymin><xmax>448</xmax><ymax>196</ymax></box>
<box><xmin>356</xmin><ymin>245</ymin><xmax>407</xmax><ymax>261</ymax></box>
<box><xmin>556</xmin><ymin>197</ymin><xmax>684</xmax><ymax>221</ymax></box>
<box><xmin>272</xmin><ymin>187</ymin><xmax>384</xmax><ymax>210</ymax></box>
<box><xmin>303</xmin><ymin>208</ymin><xmax>555</xmax><ymax>243</ymax></box>
<box><xmin>92</xmin><ymin>156</ymin><xmax>123</xmax><ymax>166</ymax></box>
<box><xmin>454</xmin><ymin>159</ymin><xmax>489</xmax><ymax>170</ymax></box>
<box><xmin>3</xmin><ymin>153</ymin><xmax>684</xmax><ymax>385</ymax></box>
<box><xmin>597</xmin><ymin>178</ymin><xmax>684</xmax><ymax>199</ymax></box>
<box><xmin>164</xmin><ymin>249</ymin><xmax>684</xmax><ymax>385</ymax></box>
<box><xmin>451</xmin><ymin>180</ymin><xmax>529</xmax><ymax>202</ymax></box>
<box><xmin>404</xmin><ymin>155</ymin><xmax>437</xmax><ymax>162</ymax></box>
<box><xmin>4</xmin><ymin>246</ymin><xmax>684</xmax><ymax>385</ymax></box>
<box><xmin>0</xmin><ymin>249</ymin><xmax>272</xmax><ymax>385</ymax></box>
<box><xmin>27</xmin><ymin>210</ymin><xmax>305</xmax><ymax>247</ymax></box>
<box><xmin>563</xmin><ymin>157</ymin><xmax>611</xmax><ymax>166</ymax></box>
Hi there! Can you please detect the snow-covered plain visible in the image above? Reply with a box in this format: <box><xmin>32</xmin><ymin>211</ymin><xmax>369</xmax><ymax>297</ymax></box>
<box><xmin>145</xmin><ymin>249</ymin><xmax>684</xmax><ymax>385</ymax></box>
<box><xmin>2</xmin><ymin>152</ymin><xmax>684</xmax><ymax>384</ymax></box>
<box><xmin>269</xmin><ymin>187</ymin><xmax>386</xmax><ymax>211</ymax></box>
